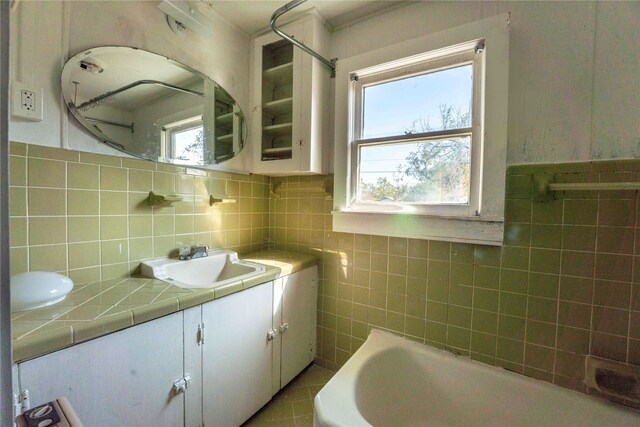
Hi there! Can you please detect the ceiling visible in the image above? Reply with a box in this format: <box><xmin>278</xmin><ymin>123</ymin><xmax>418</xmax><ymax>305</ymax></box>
<box><xmin>203</xmin><ymin>0</ymin><xmax>409</xmax><ymax>36</ymax></box>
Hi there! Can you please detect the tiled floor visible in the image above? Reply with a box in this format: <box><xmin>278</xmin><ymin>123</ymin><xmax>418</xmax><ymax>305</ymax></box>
<box><xmin>242</xmin><ymin>364</ymin><xmax>335</xmax><ymax>426</ymax></box>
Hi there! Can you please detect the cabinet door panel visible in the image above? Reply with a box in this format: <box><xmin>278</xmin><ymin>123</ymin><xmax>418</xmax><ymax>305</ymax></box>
<box><xmin>281</xmin><ymin>266</ymin><xmax>317</xmax><ymax>387</ymax></box>
<box><xmin>202</xmin><ymin>282</ymin><xmax>273</xmax><ymax>427</ymax></box>
<box><xmin>184</xmin><ymin>306</ymin><xmax>203</xmax><ymax>427</ymax></box>
<box><xmin>18</xmin><ymin>313</ymin><xmax>184</xmax><ymax>427</ymax></box>
<box><xmin>272</xmin><ymin>278</ymin><xmax>283</xmax><ymax>396</ymax></box>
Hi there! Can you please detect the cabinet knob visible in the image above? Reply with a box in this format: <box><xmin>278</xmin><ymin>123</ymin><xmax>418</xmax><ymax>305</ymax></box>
<box><xmin>266</xmin><ymin>328</ymin><xmax>277</xmax><ymax>341</ymax></box>
<box><xmin>279</xmin><ymin>322</ymin><xmax>289</xmax><ymax>333</ymax></box>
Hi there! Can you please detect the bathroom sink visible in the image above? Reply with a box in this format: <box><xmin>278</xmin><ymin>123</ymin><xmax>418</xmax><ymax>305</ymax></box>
<box><xmin>11</xmin><ymin>272</ymin><xmax>74</xmax><ymax>312</ymax></box>
<box><xmin>140</xmin><ymin>249</ymin><xmax>266</xmax><ymax>289</ymax></box>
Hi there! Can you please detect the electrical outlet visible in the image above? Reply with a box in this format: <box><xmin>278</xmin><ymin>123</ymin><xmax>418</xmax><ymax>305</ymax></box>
<box><xmin>21</xmin><ymin>90</ymin><xmax>35</xmax><ymax>112</ymax></box>
<box><xmin>11</xmin><ymin>81</ymin><xmax>43</xmax><ymax>121</ymax></box>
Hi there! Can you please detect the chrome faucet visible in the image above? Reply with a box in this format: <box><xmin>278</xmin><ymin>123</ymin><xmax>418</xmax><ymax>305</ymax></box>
<box><xmin>178</xmin><ymin>244</ymin><xmax>209</xmax><ymax>260</ymax></box>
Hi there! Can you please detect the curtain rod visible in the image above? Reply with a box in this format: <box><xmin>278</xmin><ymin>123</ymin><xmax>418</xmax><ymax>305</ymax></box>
<box><xmin>270</xmin><ymin>0</ymin><xmax>337</xmax><ymax>78</ymax></box>
<box><xmin>75</xmin><ymin>79</ymin><xmax>204</xmax><ymax>111</ymax></box>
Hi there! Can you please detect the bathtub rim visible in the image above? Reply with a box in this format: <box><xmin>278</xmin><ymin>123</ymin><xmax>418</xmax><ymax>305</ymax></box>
<box><xmin>313</xmin><ymin>329</ymin><xmax>640</xmax><ymax>427</ymax></box>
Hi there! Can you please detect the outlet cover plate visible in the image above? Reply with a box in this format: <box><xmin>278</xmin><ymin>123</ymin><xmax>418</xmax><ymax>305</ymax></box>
<box><xmin>11</xmin><ymin>81</ymin><xmax>43</xmax><ymax>121</ymax></box>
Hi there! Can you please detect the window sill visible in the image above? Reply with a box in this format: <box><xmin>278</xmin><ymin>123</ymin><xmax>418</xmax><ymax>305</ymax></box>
<box><xmin>332</xmin><ymin>210</ymin><xmax>504</xmax><ymax>246</ymax></box>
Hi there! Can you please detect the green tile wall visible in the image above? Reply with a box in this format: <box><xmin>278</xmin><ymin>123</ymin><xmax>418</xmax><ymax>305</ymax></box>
<box><xmin>9</xmin><ymin>141</ymin><xmax>640</xmax><ymax>406</ymax></box>
<box><xmin>269</xmin><ymin>163</ymin><xmax>640</xmax><ymax>406</ymax></box>
<box><xmin>8</xmin><ymin>142</ymin><xmax>268</xmax><ymax>284</ymax></box>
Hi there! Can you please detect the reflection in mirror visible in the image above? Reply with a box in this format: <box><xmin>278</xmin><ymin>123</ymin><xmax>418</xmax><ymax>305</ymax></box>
<box><xmin>62</xmin><ymin>46</ymin><xmax>245</xmax><ymax>166</ymax></box>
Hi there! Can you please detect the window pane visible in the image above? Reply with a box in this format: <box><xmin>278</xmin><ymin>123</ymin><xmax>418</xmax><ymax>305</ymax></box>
<box><xmin>172</xmin><ymin>126</ymin><xmax>204</xmax><ymax>163</ymax></box>
<box><xmin>362</xmin><ymin>64</ymin><xmax>472</xmax><ymax>139</ymax></box>
<box><xmin>358</xmin><ymin>136</ymin><xmax>471</xmax><ymax>204</ymax></box>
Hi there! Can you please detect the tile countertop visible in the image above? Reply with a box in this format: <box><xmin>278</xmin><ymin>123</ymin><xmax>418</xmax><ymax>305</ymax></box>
<box><xmin>11</xmin><ymin>250</ymin><xmax>318</xmax><ymax>363</ymax></box>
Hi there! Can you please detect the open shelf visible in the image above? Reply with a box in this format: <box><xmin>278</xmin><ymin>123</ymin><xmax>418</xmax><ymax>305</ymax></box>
<box><xmin>263</xmin><ymin>123</ymin><xmax>292</xmax><ymax>137</ymax></box>
<box><xmin>216</xmin><ymin>134</ymin><xmax>233</xmax><ymax>143</ymax></box>
<box><xmin>263</xmin><ymin>62</ymin><xmax>293</xmax><ymax>86</ymax></box>
<box><xmin>262</xmin><ymin>147</ymin><xmax>292</xmax><ymax>161</ymax></box>
<box><xmin>216</xmin><ymin>112</ymin><xmax>234</xmax><ymax>126</ymax></box>
<box><xmin>260</xmin><ymin>39</ymin><xmax>294</xmax><ymax>164</ymax></box>
<box><xmin>263</xmin><ymin>97</ymin><xmax>293</xmax><ymax>117</ymax></box>
<box><xmin>263</xmin><ymin>147</ymin><xmax>292</xmax><ymax>154</ymax></box>
<box><xmin>271</xmin><ymin>177</ymin><xmax>333</xmax><ymax>199</ymax></box>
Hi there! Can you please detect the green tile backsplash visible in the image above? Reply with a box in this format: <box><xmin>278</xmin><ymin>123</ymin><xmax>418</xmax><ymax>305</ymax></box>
<box><xmin>267</xmin><ymin>162</ymin><xmax>640</xmax><ymax>406</ymax></box>
<box><xmin>9</xmin><ymin>142</ymin><xmax>268</xmax><ymax>284</ymax></box>
<box><xmin>9</xmin><ymin>142</ymin><xmax>640</xmax><ymax>405</ymax></box>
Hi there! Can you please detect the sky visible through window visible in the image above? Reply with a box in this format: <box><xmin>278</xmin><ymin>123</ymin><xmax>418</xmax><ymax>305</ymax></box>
<box><xmin>172</xmin><ymin>126</ymin><xmax>204</xmax><ymax>163</ymax></box>
<box><xmin>360</xmin><ymin>64</ymin><xmax>473</xmax><ymax>186</ymax></box>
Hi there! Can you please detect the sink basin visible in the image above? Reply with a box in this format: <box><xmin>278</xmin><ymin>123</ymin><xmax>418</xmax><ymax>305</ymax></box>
<box><xmin>140</xmin><ymin>249</ymin><xmax>266</xmax><ymax>289</ymax></box>
<box><xmin>11</xmin><ymin>272</ymin><xmax>74</xmax><ymax>312</ymax></box>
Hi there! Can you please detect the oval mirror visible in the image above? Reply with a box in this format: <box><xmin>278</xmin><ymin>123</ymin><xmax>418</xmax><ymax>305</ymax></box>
<box><xmin>62</xmin><ymin>46</ymin><xmax>245</xmax><ymax>166</ymax></box>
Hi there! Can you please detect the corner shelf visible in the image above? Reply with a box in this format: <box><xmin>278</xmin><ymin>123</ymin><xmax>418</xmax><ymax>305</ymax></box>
<box><xmin>263</xmin><ymin>97</ymin><xmax>293</xmax><ymax>116</ymax></box>
<box><xmin>271</xmin><ymin>177</ymin><xmax>333</xmax><ymax>199</ymax></box>
<box><xmin>263</xmin><ymin>62</ymin><xmax>293</xmax><ymax>85</ymax></box>
<box><xmin>263</xmin><ymin>123</ymin><xmax>293</xmax><ymax>137</ymax></box>
<box><xmin>216</xmin><ymin>134</ymin><xmax>233</xmax><ymax>143</ymax></box>
<box><xmin>251</xmin><ymin>16</ymin><xmax>329</xmax><ymax>174</ymax></box>
<box><xmin>262</xmin><ymin>147</ymin><xmax>292</xmax><ymax>160</ymax></box>
<box><xmin>216</xmin><ymin>112</ymin><xmax>234</xmax><ymax>126</ymax></box>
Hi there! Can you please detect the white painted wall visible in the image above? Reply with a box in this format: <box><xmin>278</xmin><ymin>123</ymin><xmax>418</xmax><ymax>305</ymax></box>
<box><xmin>9</xmin><ymin>1</ymin><xmax>640</xmax><ymax>169</ymax></box>
<box><xmin>329</xmin><ymin>0</ymin><xmax>640</xmax><ymax>167</ymax></box>
<box><xmin>9</xmin><ymin>0</ymin><xmax>251</xmax><ymax>170</ymax></box>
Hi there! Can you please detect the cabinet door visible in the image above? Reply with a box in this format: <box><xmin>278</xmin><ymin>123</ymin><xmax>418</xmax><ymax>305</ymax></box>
<box><xmin>271</xmin><ymin>277</ymin><xmax>284</xmax><ymax>396</ymax></box>
<box><xmin>280</xmin><ymin>266</ymin><xmax>317</xmax><ymax>387</ymax></box>
<box><xmin>183</xmin><ymin>306</ymin><xmax>203</xmax><ymax>427</ymax></box>
<box><xmin>202</xmin><ymin>282</ymin><xmax>273</xmax><ymax>427</ymax></box>
<box><xmin>18</xmin><ymin>312</ymin><xmax>185</xmax><ymax>426</ymax></box>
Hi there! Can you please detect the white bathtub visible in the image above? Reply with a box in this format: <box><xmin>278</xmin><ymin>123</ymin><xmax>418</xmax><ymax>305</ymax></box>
<box><xmin>314</xmin><ymin>329</ymin><xmax>640</xmax><ymax>426</ymax></box>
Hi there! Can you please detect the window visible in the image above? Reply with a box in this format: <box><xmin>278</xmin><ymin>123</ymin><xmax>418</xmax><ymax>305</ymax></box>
<box><xmin>162</xmin><ymin>115</ymin><xmax>205</xmax><ymax>164</ymax></box>
<box><xmin>333</xmin><ymin>14</ymin><xmax>509</xmax><ymax>245</ymax></box>
<box><xmin>350</xmin><ymin>43</ymin><xmax>482</xmax><ymax>217</ymax></box>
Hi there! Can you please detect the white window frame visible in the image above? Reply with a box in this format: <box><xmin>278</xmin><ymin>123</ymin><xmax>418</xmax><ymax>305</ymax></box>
<box><xmin>350</xmin><ymin>45</ymin><xmax>482</xmax><ymax>217</ymax></box>
<box><xmin>159</xmin><ymin>112</ymin><xmax>205</xmax><ymax>165</ymax></box>
<box><xmin>333</xmin><ymin>14</ymin><xmax>509</xmax><ymax>245</ymax></box>
<box><xmin>163</xmin><ymin>115</ymin><xmax>204</xmax><ymax>159</ymax></box>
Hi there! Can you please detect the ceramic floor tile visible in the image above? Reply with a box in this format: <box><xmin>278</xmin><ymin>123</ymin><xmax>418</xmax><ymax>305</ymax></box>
<box><xmin>294</xmin><ymin>415</ymin><xmax>314</xmax><ymax>427</ymax></box>
<box><xmin>278</xmin><ymin>386</ymin><xmax>310</xmax><ymax>402</ymax></box>
<box><xmin>242</xmin><ymin>364</ymin><xmax>334</xmax><ymax>427</ymax></box>
<box><xmin>291</xmin><ymin>400</ymin><xmax>313</xmax><ymax>417</ymax></box>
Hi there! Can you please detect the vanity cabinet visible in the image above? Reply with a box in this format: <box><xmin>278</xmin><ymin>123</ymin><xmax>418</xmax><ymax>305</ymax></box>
<box><xmin>250</xmin><ymin>13</ymin><xmax>330</xmax><ymax>175</ymax></box>
<box><xmin>17</xmin><ymin>312</ymin><xmax>185</xmax><ymax>426</ymax></box>
<box><xmin>272</xmin><ymin>266</ymin><xmax>318</xmax><ymax>394</ymax></box>
<box><xmin>15</xmin><ymin>266</ymin><xmax>318</xmax><ymax>426</ymax></box>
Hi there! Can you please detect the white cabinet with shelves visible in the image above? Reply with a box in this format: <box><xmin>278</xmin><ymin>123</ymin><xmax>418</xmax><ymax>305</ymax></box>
<box><xmin>251</xmin><ymin>13</ymin><xmax>330</xmax><ymax>175</ymax></box>
<box><xmin>213</xmin><ymin>88</ymin><xmax>243</xmax><ymax>163</ymax></box>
